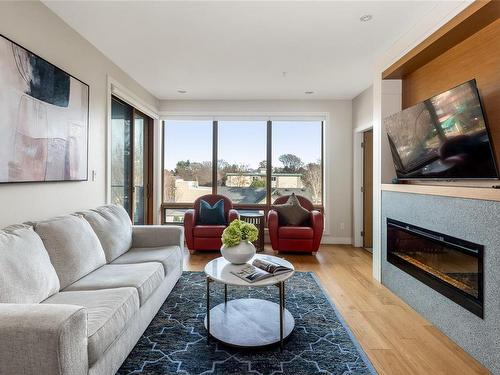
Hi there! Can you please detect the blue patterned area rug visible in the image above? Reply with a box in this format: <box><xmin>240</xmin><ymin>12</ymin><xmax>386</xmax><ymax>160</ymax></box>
<box><xmin>118</xmin><ymin>271</ymin><xmax>377</xmax><ymax>375</ymax></box>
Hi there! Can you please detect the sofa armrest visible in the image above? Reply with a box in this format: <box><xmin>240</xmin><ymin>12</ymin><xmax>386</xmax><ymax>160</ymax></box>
<box><xmin>228</xmin><ymin>209</ymin><xmax>239</xmax><ymax>223</ymax></box>
<box><xmin>267</xmin><ymin>209</ymin><xmax>279</xmax><ymax>250</ymax></box>
<box><xmin>132</xmin><ymin>225</ymin><xmax>184</xmax><ymax>250</ymax></box>
<box><xmin>310</xmin><ymin>210</ymin><xmax>324</xmax><ymax>251</ymax></box>
<box><xmin>0</xmin><ymin>304</ymin><xmax>87</xmax><ymax>375</ymax></box>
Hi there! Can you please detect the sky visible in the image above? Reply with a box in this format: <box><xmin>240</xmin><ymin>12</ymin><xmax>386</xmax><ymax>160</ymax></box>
<box><xmin>164</xmin><ymin>120</ymin><xmax>322</xmax><ymax>170</ymax></box>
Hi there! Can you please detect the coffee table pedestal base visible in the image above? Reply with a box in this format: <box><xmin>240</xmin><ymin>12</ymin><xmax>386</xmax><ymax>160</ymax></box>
<box><xmin>204</xmin><ymin>298</ymin><xmax>294</xmax><ymax>347</ymax></box>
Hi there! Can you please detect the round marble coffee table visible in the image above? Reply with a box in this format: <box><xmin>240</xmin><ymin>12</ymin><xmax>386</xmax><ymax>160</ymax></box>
<box><xmin>204</xmin><ymin>254</ymin><xmax>295</xmax><ymax>349</ymax></box>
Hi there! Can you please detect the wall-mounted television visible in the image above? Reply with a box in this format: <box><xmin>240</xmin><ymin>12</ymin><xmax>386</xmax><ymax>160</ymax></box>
<box><xmin>385</xmin><ymin>79</ymin><xmax>498</xmax><ymax>180</ymax></box>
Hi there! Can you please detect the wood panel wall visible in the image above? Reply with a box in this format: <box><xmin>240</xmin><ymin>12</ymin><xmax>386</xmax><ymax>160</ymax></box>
<box><xmin>401</xmin><ymin>19</ymin><xmax>500</xmax><ymax>166</ymax></box>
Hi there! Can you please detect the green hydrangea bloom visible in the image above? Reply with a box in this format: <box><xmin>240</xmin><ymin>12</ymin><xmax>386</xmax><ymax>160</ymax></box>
<box><xmin>240</xmin><ymin>221</ymin><xmax>258</xmax><ymax>242</ymax></box>
<box><xmin>222</xmin><ymin>219</ymin><xmax>258</xmax><ymax>247</ymax></box>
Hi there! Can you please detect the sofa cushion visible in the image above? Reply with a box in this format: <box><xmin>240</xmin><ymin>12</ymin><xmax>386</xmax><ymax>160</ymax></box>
<box><xmin>0</xmin><ymin>224</ymin><xmax>60</xmax><ymax>303</ymax></box>
<box><xmin>34</xmin><ymin>215</ymin><xmax>107</xmax><ymax>289</ymax></box>
<box><xmin>42</xmin><ymin>287</ymin><xmax>139</xmax><ymax>365</ymax></box>
<box><xmin>279</xmin><ymin>226</ymin><xmax>314</xmax><ymax>239</ymax></box>
<box><xmin>64</xmin><ymin>263</ymin><xmax>164</xmax><ymax>305</ymax></box>
<box><xmin>193</xmin><ymin>225</ymin><xmax>226</xmax><ymax>238</ymax></box>
<box><xmin>112</xmin><ymin>245</ymin><xmax>182</xmax><ymax>276</ymax></box>
<box><xmin>78</xmin><ymin>205</ymin><xmax>132</xmax><ymax>262</ymax></box>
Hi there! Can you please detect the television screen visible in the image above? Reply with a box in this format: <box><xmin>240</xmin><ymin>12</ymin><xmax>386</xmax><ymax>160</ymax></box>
<box><xmin>385</xmin><ymin>80</ymin><xmax>498</xmax><ymax>180</ymax></box>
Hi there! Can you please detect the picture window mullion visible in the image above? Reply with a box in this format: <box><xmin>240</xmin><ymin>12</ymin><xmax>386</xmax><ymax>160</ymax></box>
<box><xmin>212</xmin><ymin>120</ymin><xmax>218</xmax><ymax>195</ymax></box>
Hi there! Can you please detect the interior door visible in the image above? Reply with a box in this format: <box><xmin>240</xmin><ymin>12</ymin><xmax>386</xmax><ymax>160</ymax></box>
<box><xmin>363</xmin><ymin>129</ymin><xmax>373</xmax><ymax>249</ymax></box>
<box><xmin>111</xmin><ymin>96</ymin><xmax>153</xmax><ymax>224</ymax></box>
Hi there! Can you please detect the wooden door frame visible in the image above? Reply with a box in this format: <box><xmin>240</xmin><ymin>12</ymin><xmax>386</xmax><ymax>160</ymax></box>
<box><xmin>139</xmin><ymin>110</ymin><xmax>154</xmax><ymax>225</ymax></box>
<box><xmin>146</xmin><ymin>116</ymin><xmax>154</xmax><ymax>224</ymax></box>
<box><xmin>362</xmin><ymin>129</ymin><xmax>373</xmax><ymax>249</ymax></box>
<box><xmin>353</xmin><ymin>124</ymin><xmax>373</xmax><ymax>248</ymax></box>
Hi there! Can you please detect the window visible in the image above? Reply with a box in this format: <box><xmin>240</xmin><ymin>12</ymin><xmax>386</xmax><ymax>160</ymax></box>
<box><xmin>162</xmin><ymin>119</ymin><xmax>323</xmax><ymax>223</ymax></box>
<box><xmin>272</xmin><ymin>121</ymin><xmax>323</xmax><ymax>205</ymax></box>
<box><xmin>163</xmin><ymin>120</ymin><xmax>213</xmax><ymax>203</ymax></box>
<box><xmin>217</xmin><ymin>121</ymin><xmax>267</xmax><ymax>204</ymax></box>
<box><xmin>164</xmin><ymin>208</ymin><xmax>188</xmax><ymax>224</ymax></box>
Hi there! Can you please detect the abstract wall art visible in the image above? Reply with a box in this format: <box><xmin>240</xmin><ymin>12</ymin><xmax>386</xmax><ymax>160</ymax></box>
<box><xmin>0</xmin><ymin>34</ymin><xmax>89</xmax><ymax>183</ymax></box>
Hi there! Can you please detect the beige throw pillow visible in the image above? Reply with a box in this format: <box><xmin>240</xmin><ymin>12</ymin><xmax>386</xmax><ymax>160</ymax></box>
<box><xmin>34</xmin><ymin>215</ymin><xmax>107</xmax><ymax>289</ymax></box>
<box><xmin>272</xmin><ymin>193</ymin><xmax>310</xmax><ymax>226</ymax></box>
<box><xmin>78</xmin><ymin>205</ymin><xmax>132</xmax><ymax>262</ymax></box>
<box><xmin>0</xmin><ymin>224</ymin><xmax>60</xmax><ymax>303</ymax></box>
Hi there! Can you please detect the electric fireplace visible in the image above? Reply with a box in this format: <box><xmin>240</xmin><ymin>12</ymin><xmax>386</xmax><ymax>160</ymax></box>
<box><xmin>387</xmin><ymin>218</ymin><xmax>483</xmax><ymax>318</ymax></box>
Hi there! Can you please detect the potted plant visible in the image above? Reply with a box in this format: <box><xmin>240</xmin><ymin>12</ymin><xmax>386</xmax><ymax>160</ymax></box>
<box><xmin>221</xmin><ymin>219</ymin><xmax>258</xmax><ymax>264</ymax></box>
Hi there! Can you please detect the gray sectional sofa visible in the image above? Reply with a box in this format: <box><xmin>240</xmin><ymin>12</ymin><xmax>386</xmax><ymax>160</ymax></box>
<box><xmin>0</xmin><ymin>205</ymin><xmax>184</xmax><ymax>375</ymax></box>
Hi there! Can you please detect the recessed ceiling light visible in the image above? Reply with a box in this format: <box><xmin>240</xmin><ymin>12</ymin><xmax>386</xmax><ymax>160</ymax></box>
<box><xmin>177</xmin><ymin>89</ymin><xmax>187</xmax><ymax>94</ymax></box>
<box><xmin>305</xmin><ymin>91</ymin><xmax>315</xmax><ymax>95</ymax></box>
<box><xmin>360</xmin><ymin>14</ymin><xmax>373</xmax><ymax>22</ymax></box>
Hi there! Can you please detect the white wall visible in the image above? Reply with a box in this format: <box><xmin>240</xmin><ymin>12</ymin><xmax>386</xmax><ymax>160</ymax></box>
<box><xmin>350</xmin><ymin>82</ymin><xmax>399</xmax><ymax>249</ymax></box>
<box><xmin>160</xmin><ymin>99</ymin><xmax>353</xmax><ymax>244</ymax></box>
<box><xmin>380</xmin><ymin>80</ymin><xmax>401</xmax><ymax>184</ymax></box>
<box><xmin>352</xmin><ymin>87</ymin><xmax>373</xmax><ymax>132</ymax></box>
<box><xmin>0</xmin><ymin>1</ymin><xmax>158</xmax><ymax>228</ymax></box>
<box><xmin>352</xmin><ymin>86</ymin><xmax>373</xmax><ymax>247</ymax></box>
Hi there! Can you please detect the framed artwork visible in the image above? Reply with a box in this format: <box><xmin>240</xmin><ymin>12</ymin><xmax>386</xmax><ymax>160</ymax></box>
<box><xmin>0</xmin><ymin>33</ymin><xmax>89</xmax><ymax>183</ymax></box>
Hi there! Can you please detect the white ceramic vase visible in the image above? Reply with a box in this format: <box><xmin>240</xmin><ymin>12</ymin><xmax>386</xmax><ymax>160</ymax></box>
<box><xmin>221</xmin><ymin>241</ymin><xmax>256</xmax><ymax>264</ymax></box>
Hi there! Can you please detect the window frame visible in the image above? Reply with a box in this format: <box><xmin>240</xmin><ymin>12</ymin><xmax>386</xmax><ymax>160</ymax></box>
<box><xmin>161</xmin><ymin>119</ymin><xmax>324</xmax><ymax>224</ymax></box>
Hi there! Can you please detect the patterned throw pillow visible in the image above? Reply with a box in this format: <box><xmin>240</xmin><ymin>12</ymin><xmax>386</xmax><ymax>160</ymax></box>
<box><xmin>199</xmin><ymin>199</ymin><xmax>226</xmax><ymax>225</ymax></box>
<box><xmin>272</xmin><ymin>193</ymin><xmax>310</xmax><ymax>226</ymax></box>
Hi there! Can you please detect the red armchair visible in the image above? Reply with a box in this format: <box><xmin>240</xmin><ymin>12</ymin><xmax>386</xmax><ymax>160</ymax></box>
<box><xmin>184</xmin><ymin>195</ymin><xmax>239</xmax><ymax>251</ymax></box>
<box><xmin>268</xmin><ymin>195</ymin><xmax>323</xmax><ymax>253</ymax></box>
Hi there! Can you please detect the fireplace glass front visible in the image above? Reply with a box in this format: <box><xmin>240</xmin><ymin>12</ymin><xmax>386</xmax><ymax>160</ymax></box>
<box><xmin>387</xmin><ymin>218</ymin><xmax>483</xmax><ymax>318</ymax></box>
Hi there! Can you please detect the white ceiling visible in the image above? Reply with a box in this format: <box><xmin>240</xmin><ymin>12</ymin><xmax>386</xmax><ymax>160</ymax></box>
<box><xmin>44</xmin><ymin>1</ymin><xmax>444</xmax><ymax>100</ymax></box>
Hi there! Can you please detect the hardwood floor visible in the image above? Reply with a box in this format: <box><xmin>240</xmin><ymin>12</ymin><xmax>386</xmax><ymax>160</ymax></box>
<box><xmin>184</xmin><ymin>244</ymin><xmax>490</xmax><ymax>375</ymax></box>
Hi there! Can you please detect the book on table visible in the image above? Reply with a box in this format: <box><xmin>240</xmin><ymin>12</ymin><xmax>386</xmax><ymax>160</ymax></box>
<box><xmin>231</xmin><ymin>258</ymin><xmax>293</xmax><ymax>283</ymax></box>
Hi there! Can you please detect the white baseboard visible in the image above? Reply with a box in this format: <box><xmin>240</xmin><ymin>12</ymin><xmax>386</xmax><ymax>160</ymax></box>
<box><xmin>321</xmin><ymin>236</ymin><xmax>353</xmax><ymax>245</ymax></box>
<box><xmin>262</xmin><ymin>234</ymin><xmax>352</xmax><ymax>245</ymax></box>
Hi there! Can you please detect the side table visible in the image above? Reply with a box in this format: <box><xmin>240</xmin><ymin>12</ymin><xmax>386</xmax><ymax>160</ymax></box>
<box><xmin>239</xmin><ymin>212</ymin><xmax>265</xmax><ymax>252</ymax></box>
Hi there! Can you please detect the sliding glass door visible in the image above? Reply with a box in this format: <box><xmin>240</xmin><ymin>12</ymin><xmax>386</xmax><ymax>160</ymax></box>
<box><xmin>111</xmin><ymin>98</ymin><xmax>132</xmax><ymax>215</ymax></box>
<box><xmin>111</xmin><ymin>96</ymin><xmax>153</xmax><ymax>224</ymax></box>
